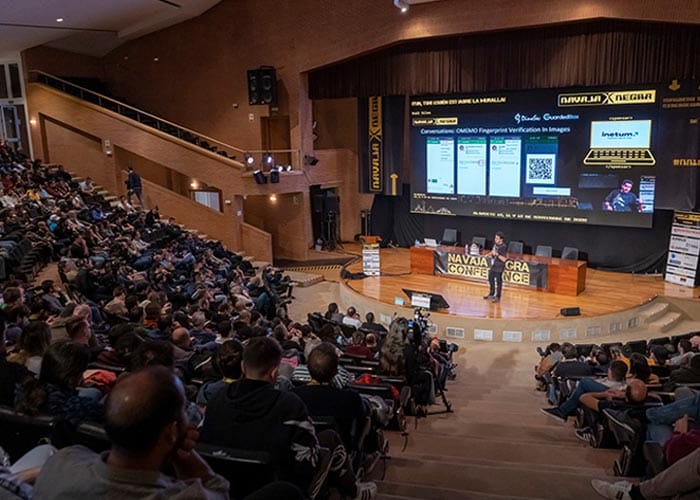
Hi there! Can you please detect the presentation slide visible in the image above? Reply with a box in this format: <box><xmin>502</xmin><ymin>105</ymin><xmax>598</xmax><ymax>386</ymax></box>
<box><xmin>456</xmin><ymin>137</ymin><xmax>487</xmax><ymax>195</ymax></box>
<box><xmin>590</xmin><ymin>120</ymin><xmax>651</xmax><ymax>149</ymax></box>
<box><xmin>426</xmin><ymin>137</ymin><xmax>454</xmax><ymax>194</ymax></box>
<box><xmin>409</xmin><ymin>86</ymin><xmax>659</xmax><ymax>228</ymax></box>
<box><xmin>489</xmin><ymin>137</ymin><xmax>522</xmax><ymax>197</ymax></box>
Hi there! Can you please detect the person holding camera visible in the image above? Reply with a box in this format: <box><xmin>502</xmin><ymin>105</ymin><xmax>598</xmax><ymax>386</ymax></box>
<box><xmin>483</xmin><ymin>231</ymin><xmax>507</xmax><ymax>303</ymax></box>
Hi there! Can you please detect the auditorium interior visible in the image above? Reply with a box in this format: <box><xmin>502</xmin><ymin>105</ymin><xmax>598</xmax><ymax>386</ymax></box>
<box><xmin>1</xmin><ymin>0</ymin><xmax>700</xmax><ymax>499</ymax></box>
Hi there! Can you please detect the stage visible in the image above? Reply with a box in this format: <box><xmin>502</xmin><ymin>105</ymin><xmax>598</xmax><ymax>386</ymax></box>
<box><xmin>335</xmin><ymin>245</ymin><xmax>700</xmax><ymax>343</ymax></box>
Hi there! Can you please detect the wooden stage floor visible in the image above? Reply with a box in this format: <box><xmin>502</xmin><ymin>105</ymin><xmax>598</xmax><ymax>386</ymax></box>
<box><xmin>342</xmin><ymin>245</ymin><xmax>696</xmax><ymax>320</ymax></box>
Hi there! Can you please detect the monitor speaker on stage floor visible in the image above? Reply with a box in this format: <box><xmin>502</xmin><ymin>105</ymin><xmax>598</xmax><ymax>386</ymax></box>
<box><xmin>560</xmin><ymin>307</ymin><xmax>581</xmax><ymax>316</ymax></box>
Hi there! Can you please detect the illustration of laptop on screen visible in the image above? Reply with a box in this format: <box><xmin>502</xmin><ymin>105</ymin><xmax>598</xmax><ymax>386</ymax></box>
<box><xmin>583</xmin><ymin>120</ymin><xmax>656</xmax><ymax>166</ymax></box>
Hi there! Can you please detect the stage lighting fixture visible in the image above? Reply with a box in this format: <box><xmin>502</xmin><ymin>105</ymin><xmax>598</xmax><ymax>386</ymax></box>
<box><xmin>244</xmin><ymin>153</ymin><xmax>255</xmax><ymax>167</ymax></box>
<box><xmin>285</xmin><ymin>165</ymin><xmax>293</xmax><ymax>172</ymax></box>
<box><xmin>393</xmin><ymin>0</ymin><xmax>409</xmax><ymax>12</ymax></box>
<box><xmin>253</xmin><ymin>169</ymin><xmax>267</xmax><ymax>184</ymax></box>
<box><xmin>270</xmin><ymin>166</ymin><xmax>281</xmax><ymax>184</ymax></box>
<box><xmin>263</xmin><ymin>152</ymin><xmax>274</xmax><ymax>166</ymax></box>
<box><xmin>304</xmin><ymin>154</ymin><xmax>319</xmax><ymax>166</ymax></box>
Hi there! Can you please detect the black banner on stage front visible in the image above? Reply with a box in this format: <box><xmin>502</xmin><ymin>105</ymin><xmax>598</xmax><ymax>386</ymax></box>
<box><xmin>434</xmin><ymin>250</ymin><xmax>548</xmax><ymax>288</ymax></box>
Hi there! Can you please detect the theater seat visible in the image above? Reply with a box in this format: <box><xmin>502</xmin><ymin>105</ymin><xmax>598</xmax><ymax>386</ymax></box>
<box><xmin>535</xmin><ymin>245</ymin><xmax>552</xmax><ymax>257</ymax></box>
<box><xmin>561</xmin><ymin>246</ymin><xmax>579</xmax><ymax>260</ymax></box>
<box><xmin>440</xmin><ymin>228</ymin><xmax>458</xmax><ymax>246</ymax></box>
<box><xmin>0</xmin><ymin>405</ymin><xmax>57</xmax><ymax>461</ymax></box>
<box><xmin>196</xmin><ymin>443</ymin><xmax>276</xmax><ymax>499</ymax></box>
<box><xmin>471</xmin><ymin>236</ymin><xmax>486</xmax><ymax>249</ymax></box>
<box><xmin>507</xmin><ymin>241</ymin><xmax>523</xmax><ymax>254</ymax></box>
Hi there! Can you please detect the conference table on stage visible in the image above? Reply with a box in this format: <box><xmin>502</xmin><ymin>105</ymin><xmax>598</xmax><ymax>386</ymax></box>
<box><xmin>409</xmin><ymin>245</ymin><xmax>587</xmax><ymax>296</ymax></box>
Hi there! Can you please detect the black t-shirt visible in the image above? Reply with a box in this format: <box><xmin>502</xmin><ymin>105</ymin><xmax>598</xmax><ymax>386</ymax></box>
<box><xmin>605</xmin><ymin>189</ymin><xmax>640</xmax><ymax>212</ymax></box>
<box><xmin>491</xmin><ymin>243</ymin><xmax>507</xmax><ymax>272</ymax></box>
<box><xmin>553</xmin><ymin>360</ymin><xmax>594</xmax><ymax>378</ymax></box>
<box><xmin>0</xmin><ymin>357</ymin><xmax>31</xmax><ymax>406</ymax></box>
<box><xmin>292</xmin><ymin>384</ymin><xmax>365</xmax><ymax>448</ymax></box>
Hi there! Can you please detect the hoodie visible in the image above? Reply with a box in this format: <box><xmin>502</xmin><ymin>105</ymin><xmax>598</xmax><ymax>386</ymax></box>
<box><xmin>199</xmin><ymin>378</ymin><xmax>319</xmax><ymax>490</ymax></box>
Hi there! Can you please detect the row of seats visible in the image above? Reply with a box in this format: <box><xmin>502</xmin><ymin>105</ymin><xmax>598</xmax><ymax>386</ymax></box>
<box><xmin>439</xmin><ymin>229</ymin><xmax>579</xmax><ymax>259</ymax></box>
<box><xmin>0</xmin><ymin>404</ymin><xmax>276</xmax><ymax>499</ymax></box>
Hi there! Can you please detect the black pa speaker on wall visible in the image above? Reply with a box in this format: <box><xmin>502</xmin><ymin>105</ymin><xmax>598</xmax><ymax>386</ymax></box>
<box><xmin>560</xmin><ymin>307</ymin><xmax>581</xmax><ymax>317</ymax></box>
<box><xmin>247</xmin><ymin>67</ymin><xmax>278</xmax><ymax>106</ymax></box>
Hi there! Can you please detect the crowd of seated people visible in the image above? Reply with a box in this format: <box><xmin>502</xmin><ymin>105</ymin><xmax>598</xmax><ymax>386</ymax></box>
<box><xmin>0</xmin><ymin>153</ymin><xmax>461</xmax><ymax>499</ymax></box>
<box><xmin>317</xmin><ymin>304</ymin><xmax>457</xmax><ymax>417</ymax></box>
<box><xmin>534</xmin><ymin>335</ymin><xmax>700</xmax><ymax>499</ymax></box>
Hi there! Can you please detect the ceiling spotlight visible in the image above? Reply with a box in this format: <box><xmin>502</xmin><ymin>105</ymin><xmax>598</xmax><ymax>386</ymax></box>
<box><xmin>244</xmin><ymin>153</ymin><xmax>255</xmax><ymax>167</ymax></box>
<box><xmin>304</xmin><ymin>154</ymin><xmax>319</xmax><ymax>166</ymax></box>
<box><xmin>56</xmin><ymin>18</ymin><xmax>64</xmax><ymax>23</ymax></box>
<box><xmin>269</xmin><ymin>194</ymin><xmax>277</xmax><ymax>202</ymax></box>
<box><xmin>253</xmin><ymin>170</ymin><xmax>267</xmax><ymax>184</ymax></box>
<box><xmin>393</xmin><ymin>0</ymin><xmax>409</xmax><ymax>12</ymax></box>
<box><xmin>263</xmin><ymin>152</ymin><xmax>274</xmax><ymax>166</ymax></box>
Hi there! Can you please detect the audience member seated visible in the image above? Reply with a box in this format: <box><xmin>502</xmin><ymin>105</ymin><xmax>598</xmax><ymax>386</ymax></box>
<box><xmin>15</xmin><ymin>340</ymin><xmax>103</xmax><ymax>428</ymax></box>
<box><xmin>200</xmin><ymin>336</ymin><xmax>377</xmax><ymax>499</ymax></box>
<box><xmin>669</xmin><ymin>339</ymin><xmax>695</xmax><ymax>369</ymax></box>
<box><xmin>552</xmin><ymin>343</ymin><xmax>594</xmax><ymax>379</ymax></box>
<box><xmin>32</xmin><ymin>366</ymin><xmax>233</xmax><ymax>499</ymax></box>
<box><xmin>342</xmin><ymin>307</ymin><xmax>363</xmax><ymax>329</ymax></box>
<box><xmin>4</xmin><ymin>304</ymin><xmax>29</xmax><ymax>347</ymax></box>
<box><xmin>579</xmin><ymin>378</ymin><xmax>649</xmax><ymax>418</ymax></box>
<box><xmin>542</xmin><ymin>360</ymin><xmax>628</xmax><ymax>422</ymax></box>
<box><xmin>628</xmin><ymin>353</ymin><xmax>659</xmax><ymax>384</ymax></box>
<box><xmin>648</xmin><ymin>345</ymin><xmax>670</xmax><ymax>368</ymax></box>
<box><xmin>293</xmin><ymin>342</ymin><xmax>368</xmax><ymax>450</ymax></box>
<box><xmin>626</xmin><ymin>386</ymin><xmax>700</xmax><ymax>446</ymax></box>
<box><xmin>0</xmin><ymin>345</ymin><xmax>32</xmax><ymax>406</ymax></box>
<box><xmin>360</xmin><ymin>312</ymin><xmax>387</xmax><ymax>335</ymax></box>
<box><xmin>592</xmin><ymin>446</ymin><xmax>700</xmax><ymax>499</ymax></box>
<box><xmin>129</xmin><ymin>339</ymin><xmax>202</xmax><ymax>426</ymax></box>
<box><xmin>196</xmin><ymin>339</ymin><xmax>243</xmax><ymax>410</ymax></box>
<box><xmin>535</xmin><ymin>342</ymin><xmax>564</xmax><ymax>391</ymax></box>
<box><xmin>6</xmin><ymin>320</ymin><xmax>51</xmax><ymax>375</ymax></box>
<box><xmin>344</xmin><ymin>331</ymin><xmax>375</xmax><ymax>360</ymax></box>
<box><xmin>666</xmin><ymin>353</ymin><xmax>700</xmax><ymax>389</ymax></box>
<box><xmin>324</xmin><ymin>302</ymin><xmax>344</xmax><ymax>323</ymax></box>
<box><xmin>39</xmin><ymin>280</ymin><xmax>68</xmax><ymax>315</ymax></box>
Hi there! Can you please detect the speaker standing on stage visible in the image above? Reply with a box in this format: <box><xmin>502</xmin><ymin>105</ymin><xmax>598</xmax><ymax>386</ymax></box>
<box><xmin>484</xmin><ymin>232</ymin><xmax>507</xmax><ymax>303</ymax></box>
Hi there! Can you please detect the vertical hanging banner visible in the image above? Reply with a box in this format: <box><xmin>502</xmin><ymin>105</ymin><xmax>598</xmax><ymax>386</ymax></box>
<box><xmin>368</xmin><ymin>96</ymin><xmax>383</xmax><ymax>192</ymax></box>
<box><xmin>358</xmin><ymin>96</ymin><xmax>405</xmax><ymax>196</ymax></box>
<box><xmin>665</xmin><ymin>211</ymin><xmax>700</xmax><ymax>287</ymax></box>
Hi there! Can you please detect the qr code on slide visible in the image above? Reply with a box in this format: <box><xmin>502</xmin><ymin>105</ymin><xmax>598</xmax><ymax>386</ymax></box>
<box><xmin>525</xmin><ymin>154</ymin><xmax>556</xmax><ymax>184</ymax></box>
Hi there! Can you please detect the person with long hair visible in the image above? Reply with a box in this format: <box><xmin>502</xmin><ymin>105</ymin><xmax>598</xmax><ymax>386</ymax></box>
<box><xmin>15</xmin><ymin>341</ymin><xmax>103</xmax><ymax>427</ymax></box>
<box><xmin>7</xmin><ymin>321</ymin><xmax>51</xmax><ymax>375</ymax></box>
<box><xmin>628</xmin><ymin>352</ymin><xmax>659</xmax><ymax>384</ymax></box>
<box><xmin>380</xmin><ymin>317</ymin><xmax>407</xmax><ymax>376</ymax></box>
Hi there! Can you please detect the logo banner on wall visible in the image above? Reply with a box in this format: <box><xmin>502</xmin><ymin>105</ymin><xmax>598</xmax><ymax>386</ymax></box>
<box><xmin>368</xmin><ymin>96</ymin><xmax>383</xmax><ymax>192</ymax></box>
<box><xmin>358</xmin><ymin>96</ymin><xmax>404</xmax><ymax>196</ymax></box>
<box><xmin>433</xmin><ymin>250</ymin><xmax>548</xmax><ymax>289</ymax></box>
<box><xmin>656</xmin><ymin>80</ymin><xmax>700</xmax><ymax>209</ymax></box>
<box><xmin>665</xmin><ymin>210</ymin><xmax>700</xmax><ymax>287</ymax></box>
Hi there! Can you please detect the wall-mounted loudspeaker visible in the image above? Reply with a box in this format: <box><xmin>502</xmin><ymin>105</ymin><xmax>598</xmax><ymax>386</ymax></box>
<box><xmin>247</xmin><ymin>67</ymin><xmax>277</xmax><ymax>106</ymax></box>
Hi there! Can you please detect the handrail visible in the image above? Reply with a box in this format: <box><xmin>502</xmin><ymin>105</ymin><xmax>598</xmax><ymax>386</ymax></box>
<box><xmin>28</xmin><ymin>70</ymin><xmax>301</xmax><ymax>168</ymax></box>
<box><xmin>241</xmin><ymin>222</ymin><xmax>273</xmax><ymax>263</ymax></box>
